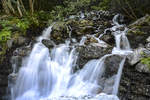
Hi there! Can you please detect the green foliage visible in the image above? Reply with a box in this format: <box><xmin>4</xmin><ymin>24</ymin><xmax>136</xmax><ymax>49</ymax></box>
<box><xmin>91</xmin><ymin>0</ymin><xmax>111</xmax><ymax>10</ymax></box>
<box><xmin>141</xmin><ymin>57</ymin><xmax>150</xmax><ymax>70</ymax></box>
<box><xmin>0</xmin><ymin>43</ymin><xmax>7</xmax><ymax>63</ymax></box>
<box><xmin>0</xmin><ymin>28</ymin><xmax>11</xmax><ymax>43</ymax></box>
<box><xmin>16</xmin><ymin>19</ymin><xmax>30</xmax><ymax>33</ymax></box>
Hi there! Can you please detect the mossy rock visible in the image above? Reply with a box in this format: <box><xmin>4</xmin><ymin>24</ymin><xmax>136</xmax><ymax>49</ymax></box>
<box><xmin>141</xmin><ymin>57</ymin><xmax>150</xmax><ymax>70</ymax></box>
<box><xmin>78</xmin><ymin>19</ymin><xmax>94</xmax><ymax>27</ymax></box>
<box><xmin>51</xmin><ymin>22</ymin><xmax>68</xmax><ymax>44</ymax></box>
<box><xmin>127</xmin><ymin>15</ymin><xmax>150</xmax><ymax>48</ymax></box>
<box><xmin>66</xmin><ymin>19</ymin><xmax>94</xmax><ymax>36</ymax></box>
<box><xmin>52</xmin><ymin>22</ymin><xmax>67</xmax><ymax>32</ymax></box>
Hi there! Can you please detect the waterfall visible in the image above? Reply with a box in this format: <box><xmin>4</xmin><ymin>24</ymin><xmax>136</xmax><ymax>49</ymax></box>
<box><xmin>10</xmin><ymin>15</ymin><xmax>132</xmax><ymax>100</ymax></box>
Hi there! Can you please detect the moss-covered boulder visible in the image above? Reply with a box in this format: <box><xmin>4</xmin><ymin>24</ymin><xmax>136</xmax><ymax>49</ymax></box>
<box><xmin>51</xmin><ymin>22</ymin><xmax>68</xmax><ymax>44</ymax></box>
<box><xmin>66</xmin><ymin>19</ymin><xmax>94</xmax><ymax>36</ymax></box>
<box><xmin>127</xmin><ymin>15</ymin><xmax>150</xmax><ymax>48</ymax></box>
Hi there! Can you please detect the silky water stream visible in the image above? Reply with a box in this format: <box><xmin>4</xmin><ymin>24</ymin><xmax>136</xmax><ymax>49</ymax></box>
<box><xmin>9</xmin><ymin>15</ymin><xmax>132</xmax><ymax>100</ymax></box>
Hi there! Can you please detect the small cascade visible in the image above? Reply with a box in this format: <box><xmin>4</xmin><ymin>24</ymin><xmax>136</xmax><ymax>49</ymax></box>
<box><xmin>38</xmin><ymin>25</ymin><xmax>53</xmax><ymax>42</ymax></box>
<box><xmin>111</xmin><ymin>14</ymin><xmax>132</xmax><ymax>55</ymax></box>
<box><xmin>10</xmin><ymin>14</ymin><xmax>132</xmax><ymax>100</ymax></box>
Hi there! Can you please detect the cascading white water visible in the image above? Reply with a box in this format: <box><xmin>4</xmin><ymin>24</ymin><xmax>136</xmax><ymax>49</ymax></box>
<box><xmin>11</xmin><ymin>14</ymin><xmax>132</xmax><ymax>100</ymax></box>
<box><xmin>111</xmin><ymin>14</ymin><xmax>132</xmax><ymax>55</ymax></box>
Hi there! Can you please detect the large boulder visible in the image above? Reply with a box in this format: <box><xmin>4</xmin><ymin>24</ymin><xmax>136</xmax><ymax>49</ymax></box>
<box><xmin>127</xmin><ymin>47</ymin><xmax>148</xmax><ymax>66</ymax></box>
<box><xmin>127</xmin><ymin>15</ymin><xmax>150</xmax><ymax>49</ymax></box>
<box><xmin>51</xmin><ymin>22</ymin><xmax>68</xmax><ymax>44</ymax></box>
<box><xmin>127</xmin><ymin>45</ymin><xmax>150</xmax><ymax>74</ymax></box>
<box><xmin>42</xmin><ymin>39</ymin><xmax>55</xmax><ymax>49</ymax></box>
<box><xmin>104</xmin><ymin>55</ymin><xmax>124</xmax><ymax>78</ymax></box>
<box><xmin>76</xmin><ymin>43</ymin><xmax>112</xmax><ymax>68</ymax></box>
<box><xmin>66</xmin><ymin>19</ymin><xmax>95</xmax><ymax>36</ymax></box>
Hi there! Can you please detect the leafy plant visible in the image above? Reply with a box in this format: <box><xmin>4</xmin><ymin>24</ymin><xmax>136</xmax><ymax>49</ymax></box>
<box><xmin>0</xmin><ymin>28</ymin><xmax>11</xmax><ymax>43</ymax></box>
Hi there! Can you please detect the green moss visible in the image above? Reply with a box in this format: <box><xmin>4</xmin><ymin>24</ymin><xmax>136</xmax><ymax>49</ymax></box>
<box><xmin>141</xmin><ymin>57</ymin><xmax>150</xmax><ymax>70</ymax></box>
<box><xmin>99</xmin><ymin>0</ymin><xmax>111</xmax><ymax>10</ymax></box>
<box><xmin>16</xmin><ymin>19</ymin><xmax>30</xmax><ymax>34</ymax></box>
<box><xmin>79</xmin><ymin>20</ymin><xmax>93</xmax><ymax>27</ymax></box>
<box><xmin>128</xmin><ymin>29</ymin><xmax>144</xmax><ymax>35</ymax></box>
<box><xmin>0</xmin><ymin>28</ymin><xmax>11</xmax><ymax>43</ymax></box>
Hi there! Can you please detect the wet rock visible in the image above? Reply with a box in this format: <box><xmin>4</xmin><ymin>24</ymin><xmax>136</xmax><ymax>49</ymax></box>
<box><xmin>100</xmin><ymin>31</ymin><xmax>115</xmax><ymax>46</ymax></box>
<box><xmin>67</xmin><ymin>19</ymin><xmax>94</xmax><ymax>36</ymax></box>
<box><xmin>127</xmin><ymin>46</ymin><xmax>150</xmax><ymax>74</ymax></box>
<box><xmin>129</xmin><ymin>14</ymin><xmax>150</xmax><ymax>27</ymax></box>
<box><xmin>104</xmin><ymin>55</ymin><xmax>124</xmax><ymax>78</ymax></box>
<box><xmin>77</xmin><ymin>43</ymin><xmax>112</xmax><ymax>68</ymax></box>
<box><xmin>86</xmin><ymin>10</ymin><xmax>114</xmax><ymax>21</ymax></box>
<box><xmin>127</xmin><ymin>15</ymin><xmax>150</xmax><ymax>48</ymax></box>
<box><xmin>96</xmin><ymin>93</ymin><xmax>119</xmax><ymax>100</ymax></box>
<box><xmin>103</xmin><ymin>75</ymin><xmax>116</xmax><ymax>94</ymax></box>
<box><xmin>119</xmin><ymin>64</ymin><xmax>150</xmax><ymax>100</ymax></box>
<box><xmin>135</xmin><ymin>63</ymin><xmax>150</xmax><ymax>73</ymax></box>
<box><xmin>127</xmin><ymin>47</ymin><xmax>147</xmax><ymax>65</ymax></box>
<box><xmin>84</xmin><ymin>36</ymin><xmax>99</xmax><ymax>45</ymax></box>
<box><xmin>13</xmin><ymin>46</ymin><xmax>32</xmax><ymax>57</ymax></box>
<box><xmin>42</xmin><ymin>39</ymin><xmax>55</xmax><ymax>49</ymax></box>
<box><xmin>51</xmin><ymin>22</ymin><xmax>68</xmax><ymax>44</ymax></box>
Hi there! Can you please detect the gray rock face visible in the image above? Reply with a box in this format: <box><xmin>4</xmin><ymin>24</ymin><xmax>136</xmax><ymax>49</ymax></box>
<box><xmin>127</xmin><ymin>15</ymin><xmax>150</xmax><ymax>49</ymax></box>
<box><xmin>127</xmin><ymin>47</ymin><xmax>147</xmax><ymax>65</ymax></box>
<box><xmin>102</xmin><ymin>55</ymin><xmax>124</xmax><ymax>94</ymax></box>
<box><xmin>100</xmin><ymin>33</ymin><xmax>115</xmax><ymax>46</ymax></box>
<box><xmin>136</xmin><ymin>63</ymin><xmax>150</xmax><ymax>73</ymax></box>
<box><xmin>104</xmin><ymin>55</ymin><xmax>124</xmax><ymax>78</ymax></box>
<box><xmin>119</xmin><ymin>64</ymin><xmax>150</xmax><ymax>100</ymax></box>
<box><xmin>42</xmin><ymin>39</ymin><xmax>55</xmax><ymax>49</ymax></box>
<box><xmin>127</xmin><ymin>46</ymin><xmax>150</xmax><ymax>74</ymax></box>
<box><xmin>76</xmin><ymin>43</ymin><xmax>112</xmax><ymax>68</ymax></box>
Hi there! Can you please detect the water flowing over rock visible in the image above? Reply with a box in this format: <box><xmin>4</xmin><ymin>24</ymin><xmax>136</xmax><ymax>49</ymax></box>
<box><xmin>76</xmin><ymin>43</ymin><xmax>112</xmax><ymax>68</ymax></box>
<box><xmin>119</xmin><ymin>15</ymin><xmax>150</xmax><ymax>100</ymax></box>
<box><xmin>42</xmin><ymin>39</ymin><xmax>55</xmax><ymax>49</ymax></box>
<box><xmin>7</xmin><ymin>14</ymin><xmax>134</xmax><ymax>100</ymax></box>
